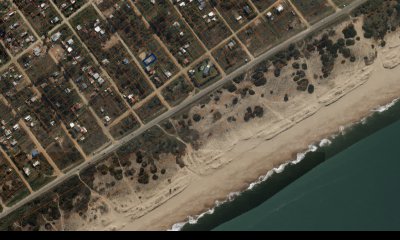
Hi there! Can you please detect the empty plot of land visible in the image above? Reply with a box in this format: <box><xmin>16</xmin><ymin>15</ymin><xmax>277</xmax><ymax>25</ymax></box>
<box><xmin>251</xmin><ymin>0</ymin><xmax>277</xmax><ymax>11</ymax></box>
<box><xmin>109</xmin><ymin>114</ymin><xmax>140</xmax><ymax>140</ymax></box>
<box><xmin>46</xmin><ymin>128</ymin><xmax>84</xmax><ymax>172</ymax></box>
<box><xmin>136</xmin><ymin>0</ymin><xmax>205</xmax><ymax>66</ymax></box>
<box><xmin>161</xmin><ymin>75</ymin><xmax>194</xmax><ymax>107</ymax></box>
<box><xmin>291</xmin><ymin>0</ymin><xmax>335</xmax><ymax>24</ymax></box>
<box><xmin>212</xmin><ymin>37</ymin><xmax>250</xmax><ymax>74</ymax></box>
<box><xmin>135</xmin><ymin>96</ymin><xmax>168</xmax><ymax>124</ymax></box>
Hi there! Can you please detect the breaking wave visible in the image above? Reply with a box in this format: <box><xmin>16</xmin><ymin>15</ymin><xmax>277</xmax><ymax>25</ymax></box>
<box><xmin>169</xmin><ymin>98</ymin><xmax>400</xmax><ymax>231</ymax></box>
<box><xmin>168</xmin><ymin>144</ymin><xmax>323</xmax><ymax>231</ymax></box>
<box><xmin>373</xmin><ymin>98</ymin><xmax>399</xmax><ymax>113</ymax></box>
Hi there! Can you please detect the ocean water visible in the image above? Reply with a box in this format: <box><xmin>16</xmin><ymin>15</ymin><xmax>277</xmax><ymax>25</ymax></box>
<box><xmin>179</xmin><ymin>99</ymin><xmax>400</xmax><ymax>231</ymax></box>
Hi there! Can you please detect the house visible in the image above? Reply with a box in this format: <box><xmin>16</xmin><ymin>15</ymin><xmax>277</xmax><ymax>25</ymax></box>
<box><xmin>143</xmin><ymin>53</ymin><xmax>157</xmax><ymax>67</ymax></box>
<box><xmin>32</xmin><ymin>149</ymin><xmax>39</xmax><ymax>158</ymax></box>
<box><xmin>51</xmin><ymin>32</ymin><xmax>61</xmax><ymax>42</ymax></box>
<box><xmin>33</xmin><ymin>161</ymin><xmax>40</xmax><ymax>168</ymax></box>
<box><xmin>23</xmin><ymin>167</ymin><xmax>30</xmax><ymax>177</ymax></box>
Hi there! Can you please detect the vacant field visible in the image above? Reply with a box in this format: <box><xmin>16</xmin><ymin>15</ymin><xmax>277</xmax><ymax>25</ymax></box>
<box><xmin>215</xmin><ymin>0</ymin><xmax>257</xmax><ymax>31</ymax></box>
<box><xmin>14</xmin><ymin>0</ymin><xmax>61</xmax><ymax>36</ymax></box>
<box><xmin>162</xmin><ymin>75</ymin><xmax>194</xmax><ymax>107</ymax></box>
<box><xmin>238</xmin><ymin>18</ymin><xmax>278</xmax><ymax>56</ymax></box>
<box><xmin>136</xmin><ymin>0</ymin><xmax>205</xmax><ymax>66</ymax></box>
<box><xmin>110</xmin><ymin>114</ymin><xmax>140</xmax><ymax>140</ymax></box>
<box><xmin>251</xmin><ymin>0</ymin><xmax>277</xmax><ymax>11</ymax></box>
<box><xmin>291</xmin><ymin>0</ymin><xmax>335</xmax><ymax>24</ymax></box>
<box><xmin>188</xmin><ymin>58</ymin><xmax>221</xmax><ymax>88</ymax></box>
<box><xmin>212</xmin><ymin>37</ymin><xmax>250</xmax><ymax>73</ymax></box>
<box><xmin>135</xmin><ymin>96</ymin><xmax>167</xmax><ymax>124</ymax></box>
<box><xmin>175</xmin><ymin>0</ymin><xmax>231</xmax><ymax>49</ymax></box>
<box><xmin>46</xmin><ymin>128</ymin><xmax>84</xmax><ymax>172</ymax></box>
<box><xmin>0</xmin><ymin>6</ymin><xmax>36</xmax><ymax>55</ymax></box>
<box><xmin>53</xmin><ymin>0</ymin><xmax>87</xmax><ymax>17</ymax></box>
<box><xmin>0</xmin><ymin>153</ymin><xmax>30</xmax><ymax>207</ymax></box>
<box><xmin>105</xmin><ymin>0</ymin><xmax>178</xmax><ymax>87</ymax></box>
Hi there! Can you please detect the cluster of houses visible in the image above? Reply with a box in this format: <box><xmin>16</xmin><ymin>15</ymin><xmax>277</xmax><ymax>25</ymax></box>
<box><xmin>0</xmin><ymin>117</ymin><xmax>41</xmax><ymax>177</ymax></box>
<box><xmin>35</xmin><ymin>2</ymin><xmax>60</xmax><ymax>25</ymax></box>
<box><xmin>0</xmin><ymin>66</ymin><xmax>24</xmax><ymax>97</ymax></box>
<box><xmin>0</xmin><ymin>10</ymin><xmax>36</xmax><ymax>54</ymax></box>
<box><xmin>189</xmin><ymin>59</ymin><xmax>214</xmax><ymax>78</ymax></box>
<box><xmin>68</xmin><ymin>121</ymin><xmax>88</xmax><ymax>142</ymax></box>
<box><xmin>266</xmin><ymin>3</ymin><xmax>290</xmax><ymax>21</ymax></box>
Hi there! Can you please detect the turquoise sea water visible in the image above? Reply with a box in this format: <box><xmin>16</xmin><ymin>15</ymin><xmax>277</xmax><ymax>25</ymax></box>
<box><xmin>181</xmin><ymin>99</ymin><xmax>400</xmax><ymax>231</ymax></box>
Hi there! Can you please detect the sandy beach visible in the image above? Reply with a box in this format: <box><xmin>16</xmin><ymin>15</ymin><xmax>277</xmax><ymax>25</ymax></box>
<box><xmin>111</xmin><ymin>21</ymin><xmax>400</xmax><ymax>230</ymax></box>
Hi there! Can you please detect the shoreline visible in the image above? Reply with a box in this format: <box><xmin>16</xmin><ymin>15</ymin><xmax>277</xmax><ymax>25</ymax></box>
<box><xmin>119</xmin><ymin>32</ymin><xmax>400</xmax><ymax>230</ymax></box>
<box><xmin>171</xmin><ymin>97</ymin><xmax>400</xmax><ymax>231</ymax></box>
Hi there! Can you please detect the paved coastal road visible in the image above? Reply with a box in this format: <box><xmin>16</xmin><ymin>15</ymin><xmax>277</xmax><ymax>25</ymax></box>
<box><xmin>0</xmin><ymin>0</ymin><xmax>367</xmax><ymax>219</ymax></box>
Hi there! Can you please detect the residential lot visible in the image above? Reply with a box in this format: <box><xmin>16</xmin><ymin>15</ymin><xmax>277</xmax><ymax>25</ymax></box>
<box><xmin>53</xmin><ymin>0</ymin><xmax>88</xmax><ymax>17</ymax></box>
<box><xmin>135</xmin><ymin>96</ymin><xmax>167</xmax><ymax>124</ymax></box>
<box><xmin>161</xmin><ymin>75</ymin><xmax>194</xmax><ymax>107</ymax></box>
<box><xmin>251</xmin><ymin>0</ymin><xmax>277</xmax><ymax>11</ymax></box>
<box><xmin>188</xmin><ymin>57</ymin><xmax>221</xmax><ymax>88</ymax></box>
<box><xmin>102</xmin><ymin>0</ymin><xmax>179</xmax><ymax>88</ymax></box>
<box><xmin>332</xmin><ymin>0</ymin><xmax>355</xmax><ymax>8</ymax></box>
<box><xmin>239</xmin><ymin>1</ymin><xmax>305</xmax><ymax>56</ymax></box>
<box><xmin>0</xmin><ymin>101</ymin><xmax>55</xmax><ymax>191</ymax></box>
<box><xmin>0</xmin><ymin>152</ymin><xmax>29</xmax><ymax>207</ymax></box>
<box><xmin>214</xmin><ymin>0</ymin><xmax>257</xmax><ymax>31</ymax></box>
<box><xmin>135</xmin><ymin>0</ymin><xmax>205</xmax><ymax>66</ymax></box>
<box><xmin>19</xmin><ymin>46</ymin><xmax>109</xmax><ymax>155</ymax></box>
<box><xmin>45</xmin><ymin>128</ymin><xmax>84</xmax><ymax>172</ymax></box>
<box><xmin>71</xmin><ymin>6</ymin><xmax>153</xmax><ymax>105</ymax></box>
<box><xmin>109</xmin><ymin>113</ymin><xmax>140</xmax><ymax>140</ymax></box>
<box><xmin>212</xmin><ymin>37</ymin><xmax>250</xmax><ymax>74</ymax></box>
<box><xmin>174</xmin><ymin>0</ymin><xmax>231</xmax><ymax>49</ymax></box>
<box><xmin>291</xmin><ymin>0</ymin><xmax>335</xmax><ymax>24</ymax></box>
<box><xmin>4</xmin><ymin>81</ymin><xmax>84</xmax><ymax>172</ymax></box>
<box><xmin>0</xmin><ymin>44</ymin><xmax>10</xmax><ymax>67</ymax></box>
<box><xmin>50</xmin><ymin>25</ymin><xmax>128</xmax><ymax>124</ymax></box>
<box><xmin>14</xmin><ymin>0</ymin><xmax>61</xmax><ymax>36</ymax></box>
<box><xmin>67</xmin><ymin>110</ymin><xmax>109</xmax><ymax>155</ymax></box>
<box><xmin>0</xmin><ymin>64</ymin><xmax>28</xmax><ymax>99</ymax></box>
<box><xmin>0</xmin><ymin>3</ymin><xmax>36</xmax><ymax>55</ymax></box>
